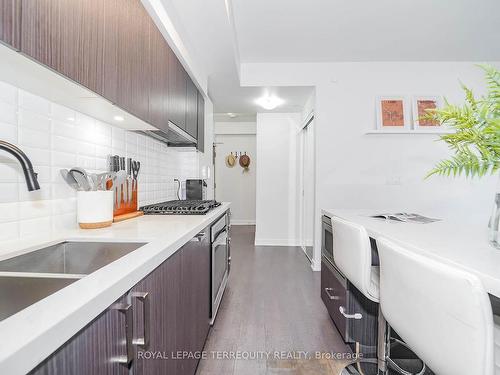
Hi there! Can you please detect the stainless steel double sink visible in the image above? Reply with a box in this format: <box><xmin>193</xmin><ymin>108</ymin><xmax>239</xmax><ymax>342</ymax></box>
<box><xmin>0</xmin><ymin>241</ymin><xmax>146</xmax><ymax>321</ymax></box>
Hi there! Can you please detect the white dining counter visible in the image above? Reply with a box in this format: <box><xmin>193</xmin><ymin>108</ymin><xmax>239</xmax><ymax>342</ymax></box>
<box><xmin>322</xmin><ymin>209</ymin><xmax>500</xmax><ymax>300</ymax></box>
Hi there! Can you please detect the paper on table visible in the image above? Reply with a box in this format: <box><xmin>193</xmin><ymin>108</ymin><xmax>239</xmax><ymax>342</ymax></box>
<box><xmin>370</xmin><ymin>213</ymin><xmax>441</xmax><ymax>224</ymax></box>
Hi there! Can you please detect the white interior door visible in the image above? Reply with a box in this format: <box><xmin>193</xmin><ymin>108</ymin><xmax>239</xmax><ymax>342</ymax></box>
<box><xmin>299</xmin><ymin>120</ymin><xmax>315</xmax><ymax>261</ymax></box>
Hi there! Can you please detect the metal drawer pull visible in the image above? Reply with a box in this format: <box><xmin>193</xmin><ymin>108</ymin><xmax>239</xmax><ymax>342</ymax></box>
<box><xmin>190</xmin><ymin>232</ymin><xmax>206</xmax><ymax>242</ymax></box>
<box><xmin>339</xmin><ymin>306</ymin><xmax>362</xmax><ymax>320</ymax></box>
<box><xmin>324</xmin><ymin>287</ymin><xmax>339</xmax><ymax>300</ymax></box>
<box><xmin>132</xmin><ymin>292</ymin><xmax>150</xmax><ymax>348</ymax></box>
<box><xmin>112</xmin><ymin>303</ymin><xmax>133</xmax><ymax>365</ymax></box>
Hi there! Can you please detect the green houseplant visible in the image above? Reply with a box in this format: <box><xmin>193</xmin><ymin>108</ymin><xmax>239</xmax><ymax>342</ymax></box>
<box><xmin>425</xmin><ymin>64</ymin><xmax>500</xmax><ymax>247</ymax></box>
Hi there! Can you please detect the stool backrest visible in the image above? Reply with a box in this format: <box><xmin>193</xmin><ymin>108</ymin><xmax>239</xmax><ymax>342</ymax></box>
<box><xmin>331</xmin><ymin>216</ymin><xmax>376</xmax><ymax>301</ymax></box>
<box><xmin>377</xmin><ymin>237</ymin><xmax>494</xmax><ymax>375</ymax></box>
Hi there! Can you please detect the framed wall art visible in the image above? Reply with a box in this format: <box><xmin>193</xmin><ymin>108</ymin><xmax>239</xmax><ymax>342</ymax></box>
<box><xmin>412</xmin><ymin>96</ymin><xmax>442</xmax><ymax>130</ymax></box>
<box><xmin>376</xmin><ymin>96</ymin><xmax>410</xmax><ymax>130</ymax></box>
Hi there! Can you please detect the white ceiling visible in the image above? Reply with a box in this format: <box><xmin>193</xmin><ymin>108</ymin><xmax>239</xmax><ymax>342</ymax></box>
<box><xmin>162</xmin><ymin>0</ymin><xmax>500</xmax><ymax>114</ymax></box>
<box><xmin>231</xmin><ymin>0</ymin><xmax>500</xmax><ymax>62</ymax></box>
<box><xmin>163</xmin><ymin>0</ymin><xmax>312</xmax><ymax>114</ymax></box>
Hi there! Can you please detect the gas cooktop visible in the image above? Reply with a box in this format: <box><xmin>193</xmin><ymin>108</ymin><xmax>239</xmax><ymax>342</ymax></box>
<box><xmin>140</xmin><ymin>200</ymin><xmax>221</xmax><ymax>215</ymax></box>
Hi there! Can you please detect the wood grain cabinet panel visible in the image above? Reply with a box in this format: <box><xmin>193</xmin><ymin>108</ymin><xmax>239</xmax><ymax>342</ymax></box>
<box><xmin>168</xmin><ymin>51</ymin><xmax>187</xmax><ymax>130</ymax></box>
<box><xmin>148</xmin><ymin>22</ymin><xmax>170</xmax><ymax>132</ymax></box>
<box><xmin>20</xmin><ymin>0</ymin><xmax>60</xmax><ymax>68</ymax></box>
<box><xmin>0</xmin><ymin>0</ymin><xmax>21</xmax><ymax>49</ymax></box>
<box><xmin>179</xmin><ymin>229</ymin><xmax>211</xmax><ymax>375</ymax></box>
<box><xmin>30</xmin><ymin>296</ymin><xmax>130</xmax><ymax>375</ymax></box>
<box><xmin>131</xmin><ymin>251</ymin><xmax>181</xmax><ymax>375</ymax></box>
<box><xmin>185</xmin><ymin>78</ymin><xmax>198</xmax><ymax>138</ymax></box>
<box><xmin>197</xmin><ymin>93</ymin><xmax>205</xmax><ymax>152</ymax></box>
<box><xmin>21</xmin><ymin>0</ymin><xmax>106</xmax><ymax>95</ymax></box>
<box><xmin>114</xmin><ymin>0</ymin><xmax>150</xmax><ymax>121</ymax></box>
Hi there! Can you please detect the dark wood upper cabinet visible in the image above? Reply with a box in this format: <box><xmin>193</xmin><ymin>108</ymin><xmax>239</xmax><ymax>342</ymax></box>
<box><xmin>17</xmin><ymin>0</ymin><xmax>203</xmax><ymax>145</ymax></box>
<box><xmin>21</xmin><ymin>0</ymin><xmax>106</xmax><ymax>96</ymax></box>
<box><xmin>148</xmin><ymin>22</ymin><xmax>170</xmax><ymax>132</ymax></box>
<box><xmin>114</xmin><ymin>0</ymin><xmax>150</xmax><ymax>121</ymax></box>
<box><xmin>185</xmin><ymin>78</ymin><xmax>198</xmax><ymax>138</ymax></box>
<box><xmin>197</xmin><ymin>93</ymin><xmax>205</xmax><ymax>152</ymax></box>
<box><xmin>0</xmin><ymin>0</ymin><xmax>21</xmax><ymax>49</ymax></box>
<box><xmin>20</xmin><ymin>0</ymin><xmax>60</xmax><ymax>69</ymax></box>
<box><xmin>168</xmin><ymin>51</ymin><xmax>187</xmax><ymax>130</ymax></box>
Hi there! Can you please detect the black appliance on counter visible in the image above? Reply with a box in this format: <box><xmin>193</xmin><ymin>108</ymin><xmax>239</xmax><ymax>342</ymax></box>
<box><xmin>140</xmin><ymin>200</ymin><xmax>221</xmax><ymax>215</ymax></box>
<box><xmin>186</xmin><ymin>179</ymin><xmax>207</xmax><ymax>200</ymax></box>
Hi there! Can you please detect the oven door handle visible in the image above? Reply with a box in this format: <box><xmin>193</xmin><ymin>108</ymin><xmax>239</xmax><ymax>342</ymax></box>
<box><xmin>213</xmin><ymin>231</ymin><xmax>228</xmax><ymax>248</ymax></box>
<box><xmin>213</xmin><ymin>227</ymin><xmax>227</xmax><ymax>243</ymax></box>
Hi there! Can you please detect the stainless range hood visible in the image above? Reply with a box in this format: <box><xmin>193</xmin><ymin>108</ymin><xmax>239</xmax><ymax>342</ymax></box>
<box><xmin>137</xmin><ymin>121</ymin><xmax>197</xmax><ymax>147</ymax></box>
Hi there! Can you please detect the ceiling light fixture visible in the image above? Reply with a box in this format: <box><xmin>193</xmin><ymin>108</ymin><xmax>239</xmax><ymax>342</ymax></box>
<box><xmin>113</xmin><ymin>115</ymin><xmax>124</xmax><ymax>122</ymax></box>
<box><xmin>255</xmin><ymin>95</ymin><xmax>284</xmax><ymax>110</ymax></box>
<box><xmin>227</xmin><ymin>112</ymin><xmax>237</xmax><ymax>118</ymax></box>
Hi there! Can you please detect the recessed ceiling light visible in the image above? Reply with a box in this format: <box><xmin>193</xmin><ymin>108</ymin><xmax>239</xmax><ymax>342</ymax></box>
<box><xmin>227</xmin><ymin>113</ymin><xmax>237</xmax><ymax>118</ymax></box>
<box><xmin>255</xmin><ymin>95</ymin><xmax>284</xmax><ymax>110</ymax></box>
<box><xmin>67</xmin><ymin>117</ymin><xmax>75</xmax><ymax>122</ymax></box>
<box><xmin>113</xmin><ymin>115</ymin><xmax>124</xmax><ymax>122</ymax></box>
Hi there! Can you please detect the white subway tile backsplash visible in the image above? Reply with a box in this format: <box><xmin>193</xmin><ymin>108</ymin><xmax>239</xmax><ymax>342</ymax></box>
<box><xmin>22</xmin><ymin>146</ymin><xmax>51</xmax><ymax>166</ymax></box>
<box><xmin>0</xmin><ymin>122</ymin><xmax>17</xmax><ymax>143</ymax></box>
<box><xmin>51</xmin><ymin>103</ymin><xmax>76</xmax><ymax>122</ymax></box>
<box><xmin>0</xmin><ymin>202</ymin><xmax>19</xmax><ymax>223</ymax></box>
<box><xmin>0</xmin><ymin>81</ymin><xmax>17</xmax><ymax>106</ymax></box>
<box><xmin>0</xmin><ymin>81</ymin><xmax>199</xmax><ymax>242</ymax></box>
<box><xmin>18</xmin><ymin>182</ymin><xmax>52</xmax><ymax>202</ymax></box>
<box><xmin>19</xmin><ymin>127</ymin><xmax>51</xmax><ymax>149</ymax></box>
<box><xmin>0</xmin><ymin>183</ymin><xmax>19</xmax><ymax>203</ymax></box>
<box><xmin>0</xmin><ymin>101</ymin><xmax>17</xmax><ymax>125</ymax></box>
<box><xmin>20</xmin><ymin>217</ymin><xmax>51</xmax><ymax>238</ymax></box>
<box><xmin>0</xmin><ymin>222</ymin><xmax>19</xmax><ymax>241</ymax></box>
<box><xmin>19</xmin><ymin>200</ymin><xmax>52</xmax><ymax>220</ymax></box>
<box><xmin>18</xmin><ymin>109</ymin><xmax>51</xmax><ymax>132</ymax></box>
<box><xmin>0</xmin><ymin>163</ymin><xmax>21</xmax><ymax>183</ymax></box>
<box><xmin>19</xmin><ymin>90</ymin><xmax>51</xmax><ymax>115</ymax></box>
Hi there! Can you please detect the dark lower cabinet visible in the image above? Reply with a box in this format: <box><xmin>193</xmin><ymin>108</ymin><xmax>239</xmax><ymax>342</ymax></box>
<box><xmin>179</xmin><ymin>230</ymin><xmax>211</xmax><ymax>375</ymax></box>
<box><xmin>29</xmin><ymin>224</ymin><xmax>215</xmax><ymax>375</ymax></box>
<box><xmin>30</xmin><ymin>296</ymin><xmax>131</xmax><ymax>375</ymax></box>
<box><xmin>132</xmin><ymin>250</ymin><xmax>181</xmax><ymax>375</ymax></box>
<box><xmin>0</xmin><ymin>0</ymin><xmax>21</xmax><ymax>49</ymax></box>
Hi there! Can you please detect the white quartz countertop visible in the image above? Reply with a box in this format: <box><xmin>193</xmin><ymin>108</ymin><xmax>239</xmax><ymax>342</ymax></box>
<box><xmin>323</xmin><ymin>208</ymin><xmax>500</xmax><ymax>300</ymax></box>
<box><xmin>0</xmin><ymin>203</ymin><xmax>230</xmax><ymax>375</ymax></box>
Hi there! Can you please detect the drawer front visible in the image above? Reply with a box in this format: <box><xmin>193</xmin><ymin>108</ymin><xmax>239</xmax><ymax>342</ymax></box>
<box><xmin>321</xmin><ymin>258</ymin><xmax>349</xmax><ymax>342</ymax></box>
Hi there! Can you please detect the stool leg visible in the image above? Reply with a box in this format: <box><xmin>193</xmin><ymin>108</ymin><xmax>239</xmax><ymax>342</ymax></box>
<box><xmin>377</xmin><ymin>306</ymin><xmax>388</xmax><ymax>374</ymax></box>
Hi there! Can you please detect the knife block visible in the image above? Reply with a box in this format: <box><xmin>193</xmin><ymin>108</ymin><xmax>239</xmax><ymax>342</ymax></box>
<box><xmin>112</xmin><ymin>180</ymin><xmax>144</xmax><ymax>222</ymax></box>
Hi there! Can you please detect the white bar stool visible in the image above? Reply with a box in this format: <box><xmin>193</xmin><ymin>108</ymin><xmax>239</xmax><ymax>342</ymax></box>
<box><xmin>332</xmin><ymin>216</ymin><xmax>425</xmax><ymax>375</ymax></box>
<box><xmin>377</xmin><ymin>237</ymin><xmax>497</xmax><ymax>375</ymax></box>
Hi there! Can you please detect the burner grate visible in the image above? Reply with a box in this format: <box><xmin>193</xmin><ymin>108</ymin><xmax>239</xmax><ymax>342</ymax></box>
<box><xmin>141</xmin><ymin>200</ymin><xmax>221</xmax><ymax>215</ymax></box>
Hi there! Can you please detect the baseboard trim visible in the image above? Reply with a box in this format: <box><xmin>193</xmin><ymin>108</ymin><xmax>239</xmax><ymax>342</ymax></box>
<box><xmin>231</xmin><ymin>220</ymin><xmax>256</xmax><ymax>226</ymax></box>
<box><xmin>310</xmin><ymin>258</ymin><xmax>321</xmax><ymax>272</ymax></box>
<box><xmin>254</xmin><ymin>238</ymin><xmax>301</xmax><ymax>247</ymax></box>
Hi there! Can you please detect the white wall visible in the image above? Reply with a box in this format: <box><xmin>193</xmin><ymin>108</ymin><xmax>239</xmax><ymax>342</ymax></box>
<box><xmin>198</xmin><ymin>97</ymin><xmax>215</xmax><ymax>199</ymax></box>
<box><xmin>214</xmin><ymin>121</ymin><xmax>256</xmax><ymax>224</ymax></box>
<box><xmin>242</xmin><ymin>61</ymin><xmax>499</xmax><ymax>269</ymax></box>
<box><xmin>255</xmin><ymin>113</ymin><xmax>301</xmax><ymax>246</ymax></box>
<box><xmin>0</xmin><ymin>80</ymin><xmax>199</xmax><ymax>243</ymax></box>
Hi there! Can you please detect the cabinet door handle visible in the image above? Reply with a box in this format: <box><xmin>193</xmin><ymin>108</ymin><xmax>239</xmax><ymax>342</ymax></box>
<box><xmin>112</xmin><ymin>303</ymin><xmax>133</xmax><ymax>366</ymax></box>
<box><xmin>132</xmin><ymin>292</ymin><xmax>150</xmax><ymax>348</ymax></box>
<box><xmin>339</xmin><ymin>306</ymin><xmax>362</xmax><ymax>320</ymax></box>
<box><xmin>190</xmin><ymin>232</ymin><xmax>206</xmax><ymax>242</ymax></box>
<box><xmin>324</xmin><ymin>287</ymin><xmax>339</xmax><ymax>300</ymax></box>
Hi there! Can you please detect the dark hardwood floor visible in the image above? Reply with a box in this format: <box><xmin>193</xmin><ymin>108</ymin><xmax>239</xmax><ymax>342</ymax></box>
<box><xmin>196</xmin><ymin>226</ymin><xmax>349</xmax><ymax>375</ymax></box>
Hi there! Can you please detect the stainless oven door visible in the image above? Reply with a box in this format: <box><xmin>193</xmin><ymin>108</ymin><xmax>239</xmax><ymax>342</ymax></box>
<box><xmin>322</xmin><ymin>215</ymin><xmax>334</xmax><ymax>265</ymax></box>
<box><xmin>211</xmin><ymin>228</ymin><xmax>228</xmax><ymax>324</ymax></box>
